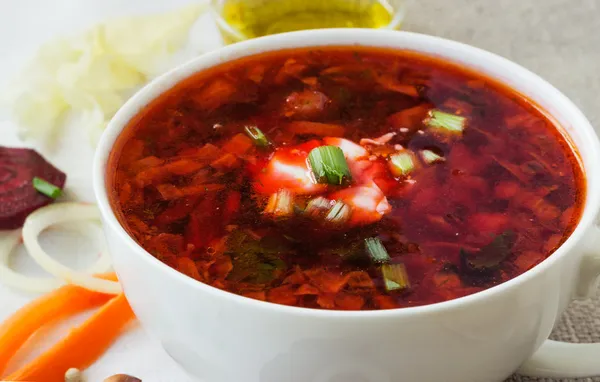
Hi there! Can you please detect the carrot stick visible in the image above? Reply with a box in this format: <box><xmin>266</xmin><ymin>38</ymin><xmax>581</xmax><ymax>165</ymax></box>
<box><xmin>0</xmin><ymin>274</ymin><xmax>118</xmax><ymax>376</ymax></box>
<box><xmin>287</xmin><ymin>121</ymin><xmax>345</xmax><ymax>137</ymax></box>
<box><xmin>4</xmin><ymin>293</ymin><xmax>135</xmax><ymax>382</ymax></box>
<box><xmin>156</xmin><ymin>183</ymin><xmax>225</xmax><ymax>200</ymax></box>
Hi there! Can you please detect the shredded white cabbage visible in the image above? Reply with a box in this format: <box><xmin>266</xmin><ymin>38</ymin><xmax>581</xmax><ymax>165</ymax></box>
<box><xmin>3</xmin><ymin>3</ymin><xmax>208</xmax><ymax>146</ymax></box>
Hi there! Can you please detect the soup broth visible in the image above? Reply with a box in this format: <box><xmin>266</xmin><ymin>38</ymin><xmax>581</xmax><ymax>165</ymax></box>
<box><xmin>108</xmin><ymin>47</ymin><xmax>584</xmax><ymax>310</ymax></box>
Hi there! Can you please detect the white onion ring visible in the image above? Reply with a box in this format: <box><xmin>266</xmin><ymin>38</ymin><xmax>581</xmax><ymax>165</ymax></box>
<box><xmin>22</xmin><ymin>202</ymin><xmax>121</xmax><ymax>294</ymax></box>
<box><xmin>0</xmin><ymin>225</ymin><xmax>113</xmax><ymax>293</ymax></box>
<box><xmin>0</xmin><ymin>229</ymin><xmax>60</xmax><ymax>293</ymax></box>
<box><xmin>51</xmin><ymin>221</ymin><xmax>114</xmax><ymax>274</ymax></box>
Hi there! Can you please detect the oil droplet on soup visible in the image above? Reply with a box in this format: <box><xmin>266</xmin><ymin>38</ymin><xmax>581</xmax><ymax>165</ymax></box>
<box><xmin>107</xmin><ymin>47</ymin><xmax>585</xmax><ymax>311</ymax></box>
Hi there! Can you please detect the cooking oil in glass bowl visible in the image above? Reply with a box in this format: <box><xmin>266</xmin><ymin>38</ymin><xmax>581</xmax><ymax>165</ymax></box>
<box><xmin>211</xmin><ymin>0</ymin><xmax>406</xmax><ymax>44</ymax></box>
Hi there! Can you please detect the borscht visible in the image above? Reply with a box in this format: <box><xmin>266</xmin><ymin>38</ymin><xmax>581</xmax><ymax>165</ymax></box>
<box><xmin>107</xmin><ymin>47</ymin><xmax>584</xmax><ymax>310</ymax></box>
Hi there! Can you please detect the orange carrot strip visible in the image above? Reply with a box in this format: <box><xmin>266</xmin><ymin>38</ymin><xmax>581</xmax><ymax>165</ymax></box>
<box><xmin>191</xmin><ymin>77</ymin><xmax>238</xmax><ymax>112</ymax></box>
<box><xmin>128</xmin><ymin>156</ymin><xmax>165</xmax><ymax>173</ymax></box>
<box><xmin>0</xmin><ymin>274</ymin><xmax>118</xmax><ymax>376</ymax></box>
<box><xmin>375</xmin><ymin>73</ymin><xmax>419</xmax><ymax>97</ymax></box>
<box><xmin>176</xmin><ymin>257</ymin><xmax>201</xmax><ymax>280</ymax></box>
<box><xmin>223</xmin><ymin>191</ymin><xmax>242</xmax><ymax>223</ymax></box>
<box><xmin>222</xmin><ymin>134</ymin><xmax>254</xmax><ymax>156</ymax></box>
<box><xmin>119</xmin><ymin>139</ymin><xmax>145</xmax><ymax>165</ymax></box>
<box><xmin>210</xmin><ymin>153</ymin><xmax>240</xmax><ymax>171</ymax></box>
<box><xmin>156</xmin><ymin>183</ymin><xmax>225</xmax><ymax>200</ymax></box>
<box><xmin>287</xmin><ymin>121</ymin><xmax>345</xmax><ymax>137</ymax></box>
<box><xmin>4</xmin><ymin>293</ymin><xmax>135</xmax><ymax>382</ymax></box>
<box><xmin>135</xmin><ymin>159</ymin><xmax>207</xmax><ymax>187</ymax></box>
<box><xmin>387</xmin><ymin>104</ymin><xmax>431</xmax><ymax>130</ymax></box>
<box><xmin>177</xmin><ymin>143</ymin><xmax>222</xmax><ymax>162</ymax></box>
<box><xmin>274</xmin><ymin>59</ymin><xmax>307</xmax><ymax>84</ymax></box>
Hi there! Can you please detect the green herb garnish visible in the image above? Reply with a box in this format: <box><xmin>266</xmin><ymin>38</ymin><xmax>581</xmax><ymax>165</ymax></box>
<box><xmin>382</xmin><ymin>263</ymin><xmax>410</xmax><ymax>291</ymax></box>
<box><xmin>304</xmin><ymin>196</ymin><xmax>331</xmax><ymax>217</ymax></box>
<box><xmin>308</xmin><ymin>146</ymin><xmax>352</xmax><ymax>185</ymax></box>
<box><xmin>325</xmin><ymin>200</ymin><xmax>351</xmax><ymax>225</ymax></box>
<box><xmin>424</xmin><ymin>109</ymin><xmax>467</xmax><ymax>134</ymax></box>
<box><xmin>32</xmin><ymin>177</ymin><xmax>62</xmax><ymax>199</ymax></box>
<box><xmin>244</xmin><ymin>125</ymin><xmax>270</xmax><ymax>147</ymax></box>
<box><xmin>388</xmin><ymin>151</ymin><xmax>416</xmax><ymax>177</ymax></box>
<box><xmin>226</xmin><ymin>232</ymin><xmax>289</xmax><ymax>284</ymax></box>
<box><xmin>263</xmin><ymin>189</ymin><xmax>294</xmax><ymax>217</ymax></box>
<box><xmin>421</xmin><ymin>149</ymin><xmax>445</xmax><ymax>165</ymax></box>
<box><xmin>320</xmin><ymin>240</ymin><xmax>365</xmax><ymax>264</ymax></box>
<box><xmin>365</xmin><ymin>237</ymin><xmax>391</xmax><ymax>264</ymax></box>
<box><xmin>462</xmin><ymin>230</ymin><xmax>516</xmax><ymax>270</ymax></box>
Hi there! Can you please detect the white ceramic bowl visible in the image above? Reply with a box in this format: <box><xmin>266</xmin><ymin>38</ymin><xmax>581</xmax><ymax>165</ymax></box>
<box><xmin>93</xmin><ymin>29</ymin><xmax>600</xmax><ymax>382</ymax></box>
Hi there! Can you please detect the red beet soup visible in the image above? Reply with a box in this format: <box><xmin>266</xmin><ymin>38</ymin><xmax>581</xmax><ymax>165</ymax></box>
<box><xmin>107</xmin><ymin>47</ymin><xmax>585</xmax><ymax>310</ymax></box>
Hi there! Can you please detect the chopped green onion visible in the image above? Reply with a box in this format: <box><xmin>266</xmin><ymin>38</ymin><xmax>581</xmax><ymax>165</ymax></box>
<box><xmin>364</xmin><ymin>237</ymin><xmax>391</xmax><ymax>264</ymax></box>
<box><xmin>423</xmin><ymin>109</ymin><xmax>467</xmax><ymax>133</ymax></box>
<box><xmin>308</xmin><ymin>146</ymin><xmax>352</xmax><ymax>185</ymax></box>
<box><xmin>382</xmin><ymin>263</ymin><xmax>410</xmax><ymax>291</ymax></box>
<box><xmin>388</xmin><ymin>151</ymin><xmax>416</xmax><ymax>177</ymax></box>
<box><xmin>304</xmin><ymin>196</ymin><xmax>331</xmax><ymax>217</ymax></box>
<box><xmin>325</xmin><ymin>201</ymin><xmax>351</xmax><ymax>225</ymax></box>
<box><xmin>264</xmin><ymin>189</ymin><xmax>294</xmax><ymax>217</ymax></box>
<box><xmin>32</xmin><ymin>177</ymin><xmax>62</xmax><ymax>199</ymax></box>
<box><xmin>421</xmin><ymin>149</ymin><xmax>445</xmax><ymax>164</ymax></box>
<box><xmin>244</xmin><ymin>125</ymin><xmax>271</xmax><ymax>147</ymax></box>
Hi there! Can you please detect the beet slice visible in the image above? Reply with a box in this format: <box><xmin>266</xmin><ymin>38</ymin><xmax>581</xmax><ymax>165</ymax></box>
<box><xmin>0</xmin><ymin>147</ymin><xmax>66</xmax><ymax>229</ymax></box>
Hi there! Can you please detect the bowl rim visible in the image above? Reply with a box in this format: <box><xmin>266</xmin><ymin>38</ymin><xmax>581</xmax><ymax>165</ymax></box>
<box><xmin>93</xmin><ymin>28</ymin><xmax>600</xmax><ymax>319</ymax></box>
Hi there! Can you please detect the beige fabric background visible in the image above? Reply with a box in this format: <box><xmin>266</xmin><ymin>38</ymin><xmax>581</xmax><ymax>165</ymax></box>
<box><xmin>403</xmin><ymin>0</ymin><xmax>600</xmax><ymax>380</ymax></box>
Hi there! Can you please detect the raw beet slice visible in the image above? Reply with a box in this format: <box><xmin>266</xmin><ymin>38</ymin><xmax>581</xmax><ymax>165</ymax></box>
<box><xmin>0</xmin><ymin>147</ymin><xmax>66</xmax><ymax>229</ymax></box>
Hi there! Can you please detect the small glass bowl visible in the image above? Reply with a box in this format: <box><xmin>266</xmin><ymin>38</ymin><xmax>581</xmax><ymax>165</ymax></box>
<box><xmin>210</xmin><ymin>0</ymin><xmax>407</xmax><ymax>45</ymax></box>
